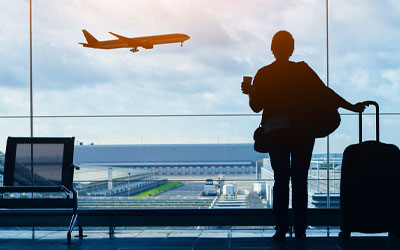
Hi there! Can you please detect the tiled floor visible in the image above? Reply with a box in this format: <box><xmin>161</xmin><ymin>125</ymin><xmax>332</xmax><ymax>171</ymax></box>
<box><xmin>0</xmin><ymin>230</ymin><xmax>399</xmax><ymax>250</ymax></box>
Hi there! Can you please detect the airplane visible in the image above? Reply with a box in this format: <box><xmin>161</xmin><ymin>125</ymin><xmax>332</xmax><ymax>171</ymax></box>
<box><xmin>79</xmin><ymin>30</ymin><xmax>190</xmax><ymax>53</ymax></box>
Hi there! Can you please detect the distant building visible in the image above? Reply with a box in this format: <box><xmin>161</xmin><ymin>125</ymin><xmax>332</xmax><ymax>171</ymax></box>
<box><xmin>74</xmin><ymin>143</ymin><xmax>265</xmax><ymax>175</ymax></box>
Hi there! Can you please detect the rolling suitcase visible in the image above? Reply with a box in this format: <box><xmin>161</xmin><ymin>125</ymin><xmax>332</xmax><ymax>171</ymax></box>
<box><xmin>339</xmin><ymin>101</ymin><xmax>400</xmax><ymax>240</ymax></box>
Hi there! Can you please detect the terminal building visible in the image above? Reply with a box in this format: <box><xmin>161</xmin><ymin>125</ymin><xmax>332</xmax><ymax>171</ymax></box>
<box><xmin>74</xmin><ymin>143</ymin><xmax>265</xmax><ymax>175</ymax></box>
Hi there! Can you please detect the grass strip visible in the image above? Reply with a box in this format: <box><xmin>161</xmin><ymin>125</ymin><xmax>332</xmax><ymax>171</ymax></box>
<box><xmin>133</xmin><ymin>181</ymin><xmax>183</xmax><ymax>197</ymax></box>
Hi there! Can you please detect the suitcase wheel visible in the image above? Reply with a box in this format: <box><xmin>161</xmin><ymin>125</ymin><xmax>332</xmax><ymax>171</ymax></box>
<box><xmin>339</xmin><ymin>231</ymin><xmax>351</xmax><ymax>240</ymax></box>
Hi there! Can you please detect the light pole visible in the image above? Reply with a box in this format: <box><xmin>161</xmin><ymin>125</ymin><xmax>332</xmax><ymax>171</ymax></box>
<box><xmin>317</xmin><ymin>162</ymin><xmax>320</xmax><ymax>192</ymax></box>
<box><xmin>128</xmin><ymin>173</ymin><xmax>131</xmax><ymax>196</ymax></box>
<box><xmin>256</xmin><ymin>161</ymin><xmax>258</xmax><ymax>180</ymax></box>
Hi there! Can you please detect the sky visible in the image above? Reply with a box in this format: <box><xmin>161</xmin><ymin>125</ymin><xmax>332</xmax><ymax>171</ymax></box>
<box><xmin>0</xmin><ymin>0</ymin><xmax>399</xmax><ymax>153</ymax></box>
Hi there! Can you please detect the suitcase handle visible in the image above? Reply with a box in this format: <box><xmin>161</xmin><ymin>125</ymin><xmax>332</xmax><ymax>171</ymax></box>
<box><xmin>359</xmin><ymin>101</ymin><xmax>379</xmax><ymax>143</ymax></box>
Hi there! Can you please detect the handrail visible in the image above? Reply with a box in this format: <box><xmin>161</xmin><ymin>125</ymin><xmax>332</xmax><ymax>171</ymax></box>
<box><xmin>70</xmin><ymin>178</ymin><xmax>336</xmax><ymax>182</ymax></box>
<box><xmin>0</xmin><ymin>112</ymin><xmax>398</xmax><ymax>119</ymax></box>
<box><xmin>0</xmin><ymin>208</ymin><xmax>341</xmax><ymax>227</ymax></box>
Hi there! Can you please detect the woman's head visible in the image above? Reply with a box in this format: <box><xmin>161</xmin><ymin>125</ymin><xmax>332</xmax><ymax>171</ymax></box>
<box><xmin>271</xmin><ymin>30</ymin><xmax>294</xmax><ymax>61</ymax></box>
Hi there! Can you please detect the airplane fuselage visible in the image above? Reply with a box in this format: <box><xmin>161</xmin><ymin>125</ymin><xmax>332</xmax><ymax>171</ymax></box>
<box><xmin>80</xmin><ymin>33</ymin><xmax>190</xmax><ymax>50</ymax></box>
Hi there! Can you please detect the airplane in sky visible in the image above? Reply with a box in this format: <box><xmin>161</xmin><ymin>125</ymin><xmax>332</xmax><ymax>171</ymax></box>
<box><xmin>79</xmin><ymin>30</ymin><xmax>190</xmax><ymax>53</ymax></box>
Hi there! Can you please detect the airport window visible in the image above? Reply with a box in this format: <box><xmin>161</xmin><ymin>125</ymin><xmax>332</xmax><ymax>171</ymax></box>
<box><xmin>0</xmin><ymin>0</ymin><xmax>399</xmax><ymax>212</ymax></box>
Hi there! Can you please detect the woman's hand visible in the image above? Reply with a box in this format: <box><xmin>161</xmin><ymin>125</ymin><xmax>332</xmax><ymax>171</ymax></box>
<box><xmin>351</xmin><ymin>102</ymin><xmax>367</xmax><ymax>113</ymax></box>
<box><xmin>241</xmin><ymin>81</ymin><xmax>253</xmax><ymax>95</ymax></box>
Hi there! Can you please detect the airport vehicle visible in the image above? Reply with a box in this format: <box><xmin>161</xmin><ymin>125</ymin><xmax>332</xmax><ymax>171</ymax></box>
<box><xmin>79</xmin><ymin>30</ymin><xmax>190</xmax><ymax>53</ymax></box>
<box><xmin>205</xmin><ymin>178</ymin><xmax>213</xmax><ymax>186</ymax></box>
<box><xmin>203</xmin><ymin>178</ymin><xmax>217</xmax><ymax>196</ymax></box>
<box><xmin>222</xmin><ymin>184</ymin><xmax>237</xmax><ymax>196</ymax></box>
<box><xmin>339</xmin><ymin>101</ymin><xmax>400</xmax><ymax>240</ymax></box>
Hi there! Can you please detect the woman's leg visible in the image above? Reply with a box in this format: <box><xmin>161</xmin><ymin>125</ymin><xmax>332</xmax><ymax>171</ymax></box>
<box><xmin>290</xmin><ymin>138</ymin><xmax>315</xmax><ymax>235</ymax></box>
<box><xmin>269</xmin><ymin>150</ymin><xmax>291</xmax><ymax>233</ymax></box>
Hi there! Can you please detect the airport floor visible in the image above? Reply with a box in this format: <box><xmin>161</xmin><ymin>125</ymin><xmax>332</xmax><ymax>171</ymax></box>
<box><xmin>0</xmin><ymin>229</ymin><xmax>399</xmax><ymax>250</ymax></box>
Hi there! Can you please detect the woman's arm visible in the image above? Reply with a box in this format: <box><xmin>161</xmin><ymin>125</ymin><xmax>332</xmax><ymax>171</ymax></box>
<box><xmin>326</xmin><ymin>88</ymin><xmax>366</xmax><ymax>112</ymax></box>
<box><xmin>302</xmin><ymin>62</ymin><xmax>367</xmax><ymax>113</ymax></box>
<box><xmin>249</xmin><ymin>89</ymin><xmax>263</xmax><ymax>113</ymax></box>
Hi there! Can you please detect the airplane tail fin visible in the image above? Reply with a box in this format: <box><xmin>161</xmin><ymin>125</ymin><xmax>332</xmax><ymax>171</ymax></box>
<box><xmin>82</xmin><ymin>29</ymin><xmax>98</xmax><ymax>44</ymax></box>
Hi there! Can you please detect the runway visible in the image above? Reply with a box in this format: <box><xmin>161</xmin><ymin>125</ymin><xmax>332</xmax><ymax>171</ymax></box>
<box><xmin>157</xmin><ymin>182</ymin><xmax>204</xmax><ymax>197</ymax></box>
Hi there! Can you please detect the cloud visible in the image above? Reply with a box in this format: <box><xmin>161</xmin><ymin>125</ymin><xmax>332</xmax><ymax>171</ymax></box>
<box><xmin>371</xmin><ymin>69</ymin><xmax>400</xmax><ymax>103</ymax></box>
<box><xmin>328</xmin><ymin>133</ymin><xmax>353</xmax><ymax>153</ymax></box>
<box><xmin>349</xmin><ymin>68</ymin><xmax>370</xmax><ymax>90</ymax></box>
<box><xmin>0</xmin><ymin>86</ymin><xmax>30</xmax><ymax>115</ymax></box>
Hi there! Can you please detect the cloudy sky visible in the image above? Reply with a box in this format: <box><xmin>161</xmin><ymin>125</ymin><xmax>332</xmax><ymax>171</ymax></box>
<box><xmin>0</xmin><ymin>0</ymin><xmax>399</xmax><ymax>153</ymax></box>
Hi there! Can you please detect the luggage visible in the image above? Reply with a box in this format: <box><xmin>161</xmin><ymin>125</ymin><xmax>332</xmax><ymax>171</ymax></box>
<box><xmin>339</xmin><ymin>101</ymin><xmax>400</xmax><ymax>239</ymax></box>
<box><xmin>253</xmin><ymin>106</ymin><xmax>341</xmax><ymax>153</ymax></box>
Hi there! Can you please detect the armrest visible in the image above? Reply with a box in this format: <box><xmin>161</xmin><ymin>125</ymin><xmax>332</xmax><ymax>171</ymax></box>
<box><xmin>70</xmin><ymin>164</ymin><xmax>80</xmax><ymax>170</ymax></box>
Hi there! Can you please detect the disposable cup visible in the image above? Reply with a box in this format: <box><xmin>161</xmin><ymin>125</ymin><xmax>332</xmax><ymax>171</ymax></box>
<box><xmin>243</xmin><ymin>76</ymin><xmax>252</xmax><ymax>84</ymax></box>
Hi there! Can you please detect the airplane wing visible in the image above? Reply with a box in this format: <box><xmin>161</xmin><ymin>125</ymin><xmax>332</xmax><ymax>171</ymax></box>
<box><xmin>110</xmin><ymin>32</ymin><xmax>154</xmax><ymax>49</ymax></box>
<box><xmin>109</xmin><ymin>32</ymin><xmax>130</xmax><ymax>41</ymax></box>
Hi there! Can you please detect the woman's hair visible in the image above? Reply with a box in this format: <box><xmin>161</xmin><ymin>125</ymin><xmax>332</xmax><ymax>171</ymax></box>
<box><xmin>271</xmin><ymin>30</ymin><xmax>294</xmax><ymax>58</ymax></box>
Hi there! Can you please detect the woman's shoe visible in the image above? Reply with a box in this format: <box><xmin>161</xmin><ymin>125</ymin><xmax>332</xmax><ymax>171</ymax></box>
<box><xmin>272</xmin><ymin>230</ymin><xmax>286</xmax><ymax>241</ymax></box>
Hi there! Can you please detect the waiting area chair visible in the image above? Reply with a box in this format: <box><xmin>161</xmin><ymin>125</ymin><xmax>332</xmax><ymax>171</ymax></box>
<box><xmin>0</xmin><ymin>137</ymin><xmax>83</xmax><ymax>244</ymax></box>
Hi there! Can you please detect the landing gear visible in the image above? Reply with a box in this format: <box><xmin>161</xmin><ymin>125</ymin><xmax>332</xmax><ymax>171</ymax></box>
<box><xmin>130</xmin><ymin>47</ymin><xmax>139</xmax><ymax>53</ymax></box>
<box><xmin>181</xmin><ymin>42</ymin><xmax>183</xmax><ymax>47</ymax></box>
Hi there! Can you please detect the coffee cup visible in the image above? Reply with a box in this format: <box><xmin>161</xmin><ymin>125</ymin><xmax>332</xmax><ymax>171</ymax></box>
<box><xmin>243</xmin><ymin>76</ymin><xmax>253</xmax><ymax>84</ymax></box>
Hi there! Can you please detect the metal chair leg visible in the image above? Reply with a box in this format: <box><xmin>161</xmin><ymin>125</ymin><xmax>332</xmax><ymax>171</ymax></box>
<box><xmin>78</xmin><ymin>220</ymin><xmax>84</xmax><ymax>237</ymax></box>
<box><xmin>76</xmin><ymin>219</ymin><xmax>87</xmax><ymax>238</ymax></box>
<box><xmin>67</xmin><ymin>213</ymin><xmax>79</xmax><ymax>244</ymax></box>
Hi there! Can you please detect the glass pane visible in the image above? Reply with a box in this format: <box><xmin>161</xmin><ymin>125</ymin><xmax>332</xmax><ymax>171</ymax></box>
<box><xmin>329</xmin><ymin>0</ymin><xmax>400</xmax><ymax>208</ymax></box>
<box><xmin>31</xmin><ymin>0</ymin><xmax>327</xmax><ymax>115</ymax></box>
<box><xmin>330</xmin><ymin>0</ymin><xmax>400</xmax><ymax>112</ymax></box>
<box><xmin>2</xmin><ymin>0</ymin><xmax>328</xmax><ymax>211</ymax></box>
<box><xmin>0</xmin><ymin>2</ymin><xmax>30</xmax><ymax>118</ymax></box>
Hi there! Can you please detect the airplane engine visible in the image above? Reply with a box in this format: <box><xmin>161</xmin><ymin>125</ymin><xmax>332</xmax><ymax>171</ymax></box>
<box><xmin>142</xmin><ymin>42</ymin><xmax>154</xmax><ymax>49</ymax></box>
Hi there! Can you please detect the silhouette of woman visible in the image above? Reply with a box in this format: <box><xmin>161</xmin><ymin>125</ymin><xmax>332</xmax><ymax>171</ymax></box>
<box><xmin>241</xmin><ymin>30</ymin><xmax>366</xmax><ymax>240</ymax></box>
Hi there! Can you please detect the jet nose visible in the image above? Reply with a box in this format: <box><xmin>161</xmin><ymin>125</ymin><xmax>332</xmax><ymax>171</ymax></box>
<box><xmin>183</xmin><ymin>34</ymin><xmax>190</xmax><ymax>41</ymax></box>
